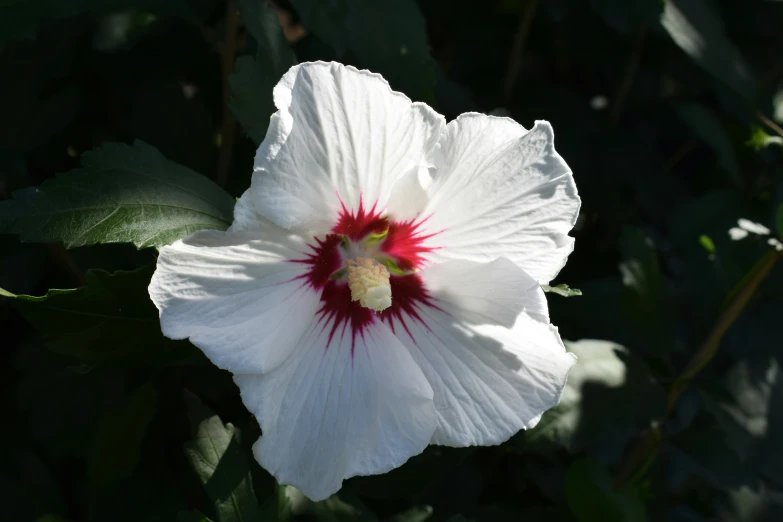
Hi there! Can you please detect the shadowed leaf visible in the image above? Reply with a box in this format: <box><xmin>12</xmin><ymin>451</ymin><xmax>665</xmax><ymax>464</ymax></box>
<box><xmin>88</xmin><ymin>382</ymin><xmax>157</xmax><ymax>490</ymax></box>
<box><xmin>184</xmin><ymin>392</ymin><xmax>262</xmax><ymax>522</ymax></box>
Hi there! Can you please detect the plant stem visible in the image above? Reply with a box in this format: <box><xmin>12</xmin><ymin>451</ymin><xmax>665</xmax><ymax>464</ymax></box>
<box><xmin>614</xmin><ymin>249</ymin><xmax>780</xmax><ymax>485</ymax></box>
<box><xmin>215</xmin><ymin>0</ymin><xmax>240</xmax><ymax>188</ymax></box>
<box><xmin>758</xmin><ymin>110</ymin><xmax>783</xmax><ymax>139</ymax></box>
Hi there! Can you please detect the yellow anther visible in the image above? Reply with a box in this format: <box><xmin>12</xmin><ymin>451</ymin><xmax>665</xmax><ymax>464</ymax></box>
<box><xmin>346</xmin><ymin>257</ymin><xmax>392</xmax><ymax>312</ymax></box>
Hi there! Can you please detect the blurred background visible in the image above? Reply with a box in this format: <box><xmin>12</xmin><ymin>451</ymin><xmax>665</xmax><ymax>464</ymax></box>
<box><xmin>1</xmin><ymin>0</ymin><xmax>783</xmax><ymax>521</ymax></box>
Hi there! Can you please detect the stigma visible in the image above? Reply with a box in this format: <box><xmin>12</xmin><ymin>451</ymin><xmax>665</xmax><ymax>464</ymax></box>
<box><xmin>346</xmin><ymin>257</ymin><xmax>392</xmax><ymax>312</ymax></box>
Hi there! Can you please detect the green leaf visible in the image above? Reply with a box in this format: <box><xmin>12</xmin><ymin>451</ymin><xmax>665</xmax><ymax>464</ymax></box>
<box><xmin>549</xmin><ymin>229</ymin><xmax>676</xmax><ymax>357</ymax></box>
<box><xmin>184</xmin><ymin>392</ymin><xmax>262</xmax><ymax>522</ymax></box>
<box><xmin>238</xmin><ymin>0</ymin><xmax>296</xmax><ymax>70</ymax></box>
<box><xmin>0</xmin><ymin>140</ymin><xmax>235</xmax><ymax>249</ymax></box>
<box><xmin>385</xmin><ymin>506</ymin><xmax>433</xmax><ymax>522</ymax></box>
<box><xmin>229</xmin><ymin>56</ymin><xmax>281</xmax><ymax>145</ymax></box>
<box><xmin>565</xmin><ymin>457</ymin><xmax>647</xmax><ymax>522</ymax></box>
<box><xmin>231</xmin><ymin>0</ymin><xmax>297</xmax><ymax>144</ymax></box>
<box><xmin>660</xmin><ymin>0</ymin><xmax>756</xmax><ymax>99</ymax></box>
<box><xmin>289</xmin><ymin>0</ymin><xmax>436</xmax><ymax>104</ymax></box>
<box><xmin>1</xmin><ymin>265</ymin><xmax>196</xmax><ymax>365</ymax></box>
<box><xmin>524</xmin><ymin>340</ymin><xmax>665</xmax><ymax>451</ymax></box>
<box><xmin>284</xmin><ymin>486</ymin><xmax>377</xmax><ymax>521</ymax></box>
<box><xmin>746</xmin><ymin>127</ymin><xmax>783</xmax><ymax>151</ymax></box>
<box><xmin>700</xmin><ymin>234</ymin><xmax>716</xmax><ymax>254</ymax></box>
<box><xmin>720</xmin><ymin>485</ymin><xmax>783</xmax><ymax>522</ymax></box>
<box><xmin>618</xmin><ymin>227</ymin><xmax>673</xmax><ymax>354</ymax></box>
<box><xmin>260</xmin><ymin>483</ymin><xmax>293</xmax><ymax>522</ymax></box>
<box><xmin>542</xmin><ymin>283</ymin><xmax>583</xmax><ymax>297</ymax></box>
<box><xmin>88</xmin><ymin>382</ymin><xmax>157</xmax><ymax>490</ymax></box>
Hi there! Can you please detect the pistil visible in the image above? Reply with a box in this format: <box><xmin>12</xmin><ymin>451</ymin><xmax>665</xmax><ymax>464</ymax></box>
<box><xmin>346</xmin><ymin>257</ymin><xmax>392</xmax><ymax>312</ymax></box>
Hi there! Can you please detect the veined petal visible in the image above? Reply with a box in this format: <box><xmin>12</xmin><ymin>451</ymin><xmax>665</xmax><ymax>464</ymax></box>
<box><xmin>420</xmin><ymin>257</ymin><xmax>549</xmax><ymax>325</ymax></box>
<box><xmin>235</xmin><ymin>320</ymin><xmax>436</xmax><ymax>501</ymax></box>
<box><xmin>252</xmin><ymin>61</ymin><xmax>445</xmax><ymax>234</ymax></box>
<box><xmin>420</xmin><ymin>114</ymin><xmax>580</xmax><ymax>284</ymax></box>
<box><xmin>392</xmin><ymin>258</ymin><xmax>575</xmax><ymax>446</ymax></box>
<box><xmin>148</xmin><ymin>222</ymin><xmax>321</xmax><ymax>374</ymax></box>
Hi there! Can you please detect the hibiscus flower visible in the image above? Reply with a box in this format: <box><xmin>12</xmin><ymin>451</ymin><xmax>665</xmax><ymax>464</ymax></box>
<box><xmin>149</xmin><ymin>61</ymin><xmax>580</xmax><ymax>501</ymax></box>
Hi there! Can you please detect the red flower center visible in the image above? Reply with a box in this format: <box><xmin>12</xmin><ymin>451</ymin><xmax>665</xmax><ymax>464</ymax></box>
<box><xmin>292</xmin><ymin>200</ymin><xmax>441</xmax><ymax>354</ymax></box>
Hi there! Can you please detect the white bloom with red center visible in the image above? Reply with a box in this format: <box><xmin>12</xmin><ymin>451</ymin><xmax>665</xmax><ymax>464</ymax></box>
<box><xmin>149</xmin><ymin>61</ymin><xmax>580</xmax><ymax>501</ymax></box>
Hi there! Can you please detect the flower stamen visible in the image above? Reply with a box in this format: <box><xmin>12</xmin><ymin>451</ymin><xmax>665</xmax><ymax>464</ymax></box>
<box><xmin>346</xmin><ymin>257</ymin><xmax>392</xmax><ymax>312</ymax></box>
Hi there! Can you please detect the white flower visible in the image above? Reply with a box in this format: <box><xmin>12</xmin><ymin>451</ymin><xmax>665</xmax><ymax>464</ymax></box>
<box><xmin>729</xmin><ymin>218</ymin><xmax>771</xmax><ymax>240</ymax></box>
<box><xmin>149</xmin><ymin>62</ymin><xmax>580</xmax><ymax>501</ymax></box>
<box><xmin>737</xmin><ymin>218</ymin><xmax>771</xmax><ymax>236</ymax></box>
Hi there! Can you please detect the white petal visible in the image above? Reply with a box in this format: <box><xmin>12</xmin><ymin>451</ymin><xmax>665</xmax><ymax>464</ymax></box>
<box><xmin>385</xmin><ymin>165</ymin><xmax>432</xmax><ymax>222</ymax></box>
<box><xmin>420</xmin><ymin>257</ymin><xmax>549</xmax><ymax>325</ymax></box>
<box><xmin>251</xmin><ymin>61</ymin><xmax>445</xmax><ymax>233</ymax></box>
<box><xmin>419</xmin><ymin>114</ymin><xmax>580</xmax><ymax>284</ymax></box>
<box><xmin>729</xmin><ymin>227</ymin><xmax>749</xmax><ymax>240</ymax></box>
<box><xmin>392</xmin><ymin>258</ymin><xmax>575</xmax><ymax>446</ymax></box>
<box><xmin>737</xmin><ymin>218</ymin><xmax>770</xmax><ymax>236</ymax></box>
<box><xmin>235</xmin><ymin>321</ymin><xmax>436</xmax><ymax>501</ymax></box>
<box><xmin>148</xmin><ymin>222</ymin><xmax>321</xmax><ymax>374</ymax></box>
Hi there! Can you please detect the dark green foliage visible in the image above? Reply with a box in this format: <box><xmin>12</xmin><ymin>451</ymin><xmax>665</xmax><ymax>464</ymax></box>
<box><xmin>1</xmin><ymin>265</ymin><xmax>198</xmax><ymax>365</ymax></box>
<box><xmin>88</xmin><ymin>382</ymin><xmax>158</xmax><ymax>490</ymax></box>
<box><xmin>566</xmin><ymin>457</ymin><xmax>647</xmax><ymax>522</ymax></box>
<box><xmin>0</xmin><ymin>141</ymin><xmax>235</xmax><ymax>249</ymax></box>
<box><xmin>290</xmin><ymin>0</ymin><xmax>436</xmax><ymax>104</ymax></box>
<box><xmin>1</xmin><ymin>0</ymin><xmax>783</xmax><ymax>521</ymax></box>
<box><xmin>230</xmin><ymin>0</ymin><xmax>297</xmax><ymax>144</ymax></box>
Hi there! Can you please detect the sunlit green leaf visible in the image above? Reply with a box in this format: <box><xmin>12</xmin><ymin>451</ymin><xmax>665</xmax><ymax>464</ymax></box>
<box><xmin>184</xmin><ymin>392</ymin><xmax>263</xmax><ymax>522</ymax></box>
<box><xmin>700</xmin><ymin>234</ymin><xmax>716</xmax><ymax>254</ymax></box>
<box><xmin>746</xmin><ymin>127</ymin><xmax>783</xmax><ymax>151</ymax></box>
<box><xmin>542</xmin><ymin>283</ymin><xmax>583</xmax><ymax>297</ymax></box>
<box><xmin>88</xmin><ymin>382</ymin><xmax>157</xmax><ymax>490</ymax></box>
<box><xmin>0</xmin><ymin>141</ymin><xmax>234</xmax><ymax>249</ymax></box>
